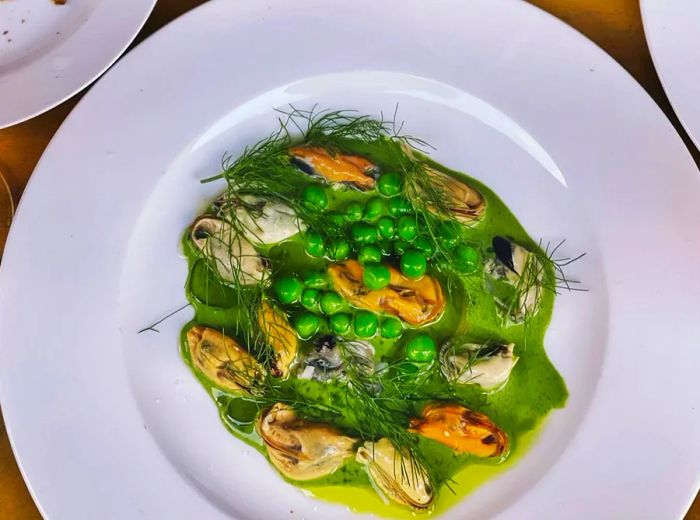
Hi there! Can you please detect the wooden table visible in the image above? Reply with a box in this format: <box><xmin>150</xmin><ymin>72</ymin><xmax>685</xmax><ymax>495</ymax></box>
<box><xmin>0</xmin><ymin>1</ymin><xmax>698</xmax><ymax>518</ymax></box>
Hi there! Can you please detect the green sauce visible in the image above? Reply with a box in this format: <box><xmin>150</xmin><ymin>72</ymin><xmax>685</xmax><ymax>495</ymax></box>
<box><xmin>180</xmin><ymin>133</ymin><xmax>567</xmax><ymax>517</ymax></box>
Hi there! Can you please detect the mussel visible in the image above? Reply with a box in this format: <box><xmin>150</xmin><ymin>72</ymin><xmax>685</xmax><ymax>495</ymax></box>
<box><xmin>257</xmin><ymin>403</ymin><xmax>356</xmax><ymax>481</ymax></box>
<box><xmin>289</xmin><ymin>145</ymin><xmax>377</xmax><ymax>190</ymax></box>
<box><xmin>190</xmin><ymin>216</ymin><xmax>267</xmax><ymax>285</ymax></box>
<box><xmin>186</xmin><ymin>326</ymin><xmax>264</xmax><ymax>393</ymax></box>
<box><xmin>214</xmin><ymin>193</ymin><xmax>304</xmax><ymax>245</ymax></box>
<box><xmin>487</xmin><ymin>236</ymin><xmax>543</xmax><ymax>321</ymax></box>
<box><xmin>258</xmin><ymin>301</ymin><xmax>298</xmax><ymax>378</ymax></box>
<box><xmin>356</xmin><ymin>438</ymin><xmax>434</xmax><ymax>509</ymax></box>
<box><xmin>328</xmin><ymin>260</ymin><xmax>445</xmax><ymax>325</ymax></box>
<box><xmin>299</xmin><ymin>335</ymin><xmax>344</xmax><ymax>382</ymax></box>
<box><xmin>440</xmin><ymin>341</ymin><xmax>518</xmax><ymax>390</ymax></box>
<box><xmin>409</xmin><ymin>403</ymin><xmax>508</xmax><ymax>458</ymax></box>
<box><xmin>397</xmin><ymin>141</ymin><xmax>485</xmax><ymax>222</ymax></box>
<box><xmin>425</xmin><ymin>167</ymin><xmax>486</xmax><ymax>222</ymax></box>
<box><xmin>299</xmin><ymin>336</ymin><xmax>376</xmax><ymax>382</ymax></box>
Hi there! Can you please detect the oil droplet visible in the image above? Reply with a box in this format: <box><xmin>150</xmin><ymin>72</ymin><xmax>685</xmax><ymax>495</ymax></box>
<box><xmin>154</xmin><ymin>397</ymin><xmax>161</xmax><ymax>405</ymax></box>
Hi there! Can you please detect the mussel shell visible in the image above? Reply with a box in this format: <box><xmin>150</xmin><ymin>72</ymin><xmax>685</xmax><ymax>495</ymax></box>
<box><xmin>492</xmin><ymin>236</ymin><xmax>516</xmax><ymax>272</ymax></box>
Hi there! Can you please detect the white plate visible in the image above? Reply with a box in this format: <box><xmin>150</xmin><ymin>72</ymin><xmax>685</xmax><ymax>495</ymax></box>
<box><xmin>0</xmin><ymin>0</ymin><xmax>155</xmax><ymax>128</ymax></box>
<box><xmin>642</xmin><ymin>0</ymin><xmax>700</xmax><ymax>150</ymax></box>
<box><xmin>1</xmin><ymin>0</ymin><xmax>699</xmax><ymax>518</ymax></box>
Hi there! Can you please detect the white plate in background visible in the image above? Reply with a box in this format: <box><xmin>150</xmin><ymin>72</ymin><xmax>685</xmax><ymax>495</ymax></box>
<box><xmin>0</xmin><ymin>0</ymin><xmax>699</xmax><ymax>518</ymax></box>
<box><xmin>0</xmin><ymin>0</ymin><xmax>155</xmax><ymax>128</ymax></box>
<box><xmin>642</xmin><ymin>0</ymin><xmax>700</xmax><ymax>150</ymax></box>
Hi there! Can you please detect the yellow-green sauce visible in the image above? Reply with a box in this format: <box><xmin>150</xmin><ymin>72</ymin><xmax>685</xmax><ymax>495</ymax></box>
<box><xmin>179</xmin><ymin>118</ymin><xmax>568</xmax><ymax>518</ymax></box>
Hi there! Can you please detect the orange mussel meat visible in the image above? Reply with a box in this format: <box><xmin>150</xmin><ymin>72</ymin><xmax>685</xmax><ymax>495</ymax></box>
<box><xmin>409</xmin><ymin>403</ymin><xmax>508</xmax><ymax>458</ymax></box>
<box><xmin>289</xmin><ymin>145</ymin><xmax>377</xmax><ymax>190</ymax></box>
<box><xmin>327</xmin><ymin>259</ymin><xmax>445</xmax><ymax>326</ymax></box>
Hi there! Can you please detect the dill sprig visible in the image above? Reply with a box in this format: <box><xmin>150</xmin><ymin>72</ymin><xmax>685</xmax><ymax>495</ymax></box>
<box><xmin>335</xmin><ymin>341</ymin><xmax>440</xmax><ymax>490</ymax></box>
<box><xmin>278</xmin><ymin>106</ymin><xmax>392</xmax><ymax>147</ymax></box>
<box><xmin>137</xmin><ymin>303</ymin><xmax>191</xmax><ymax>334</ymax></box>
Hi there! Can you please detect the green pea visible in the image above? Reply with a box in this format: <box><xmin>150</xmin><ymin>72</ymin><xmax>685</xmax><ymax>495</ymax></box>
<box><xmin>295</xmin><ymin>312</ymin><xmax>321</xmax><ymax>339</ymax></box>
<box><xmin>301</xmin><ymin>184</ymin><xmax>328</xmax><ymax>211</ymax></box>
<box><xmin>377</xmin><ymin>171</ymin><xmax>402</xmax><ymax>197</ymax></box>
<box><xmin>401</xmin><ymin>249</ymin><xmax>427</xmax><ymax>279</ymax></box>
<box><xmin>328</xmin><ymin>240</ymin><xmax>351</xmax><ymax>260</ymax></box>
<box><xmin>438</xmin><ymin>221</ymin><xmax>461</xmax><ymax>248</ymax></box>
<box><xmin>273</xmin><ymin>275</ymin><xmax>303</xmax><ymax>304</ymax></box>
<box><xmin>454</xmin><ymin>244</ymin><xmax>480</xmax><ymax>273</ymax></box>
<box><xmin>350</xmin><ymin>222</ymin><xmax>378</xmax><ymax>244</ymax></box>
<box><xmin>344</xmin><ymin>202</ymin><xmax>363</xmax><ymax>222</ymax></box>
<box><xmin>363</xmin><ymin>197</ymin><xmax>386</xmax><ymax>222</ymax></box>
<box><xmin>358</xmin><ymin>245</ymin><xmax>382</xmax><ymax>265</ymax></box>
<box><xmin>363</xmin><ymin>262</ymin><xmax>391</xmax><ymax>290</ymax></box>
<box><xmin>405</xmin><ymin>333</ymin><xmax>436</xmax><ymax>362</ymax></box>
<box><xmin>414</xmin><ymin>236</ymin><xmax>436</xmax><ymax>257</ymax></box>
<box><xmin>354</xmin><ymin>311</ymin><xmax>378</xmax><ymax>338</ymax></box>
<box><xmin>330</xmin><ymin>313</ymin><xmax>352</xmax><ymax>334</ymax></box>
<box><xmin>301</xmin><ymin>288</ymin><xmax>320</xmax><ymax>310</ymax></box>
<box><xmin>381</xmin><ymin>317</ymin><xmax>403</xmax><ymax>339</ymax></box>
<box><xmin>393</xmin><ymin>240</ymin><xmax>410</xmax><ymax>255</ymax></box>
<box><xmin>377</xmin><ymin>216</ymin><xmax>396</xmax><ymax>239</ymax></box>
<box><xmin>304</xmin><ymin>231</ymin><xmax>325</xmax><ymax>258</ymax></box>
<box><xmin>397</xmin><ymin>215</ymin><xmax>418</xmax><ymax>241</ymax></box>
<box><xmin>388</xmin><ymin>197</ymin><xmax>412</xmax><ymax>217</ymax></box>
<box><xmin>320</xmin><ymin>291</ymin><xmax>344</xmax><ymax>315</ymax></box>
<box><xmin>303</xmin><ymin>271</ymin><xmax>327</xmax><ymax>289</ymax></box>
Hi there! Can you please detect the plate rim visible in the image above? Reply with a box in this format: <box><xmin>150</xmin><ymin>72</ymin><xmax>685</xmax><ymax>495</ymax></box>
<box><xmin>640</xmin><ymin>0</ymin><xmax>700</xmax><ymax>151</ymax></box>
<box><xmin>0</xmin><ymin>0</ymin><xmax>157</xmax><ymax>129</ymax></box>
<box><xmin>1</xmin><ymin>0</ymin><xmax>699</xmax><ymax>518</ymax></box>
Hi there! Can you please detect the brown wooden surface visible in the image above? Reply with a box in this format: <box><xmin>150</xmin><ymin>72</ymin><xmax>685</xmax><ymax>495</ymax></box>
<box><xmin>0</xmin><ymin>0</ymin><xmax>698</xmax><ymax>518</ymax></box>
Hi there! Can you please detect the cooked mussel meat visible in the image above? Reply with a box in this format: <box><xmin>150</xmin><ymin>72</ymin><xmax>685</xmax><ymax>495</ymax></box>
<box><xmin>487</xmin><ymin>236</ymin><xmax>544</xmax><ymax>321</ymax></box>
<box><xmin>257</xmin><ymin>403</ymin><xmax>356</xmax><ymax>481</ymax></box>
<box><xmin>424</xmin><ymin>167</ymin><xmax>486</xmax><ymax>222</ymax></box>
<box><xmin>214</xmin><ymin>193</ymin><xmax>304</xmax><ymax>245</ymax></box>
<box><xmin>299</xmin><ymin>336</ymin><xmax>375</xmax><ymax>382</ymax></box>
<box><xmin>328</xmin><ymin>260</ymin><xmax>444</xmax><ymax>325</ymax></box>
<box><xmin>190</xmin><ymin>216</ymin><xmax>267</xmax><ymax>285</ymax></box>
<box><xmin>409</xmin><ymin>403</ymin><xmax>508</xmax><ymax>458</ymax></box>
<box><xmin>440</xmin><ymin>341</ymin><xmax>518</xmax><ymax>390</ymax></box>
<box><xmin>186</xmin><ymin>326</ymin><xmax>264</xmax><ymax>393</ymax></box>
<box><xmin>289</xmin><ymin>145</ymin><xmax>377</xmax><ymax>190</ymax></box>
<box><xmin>356</xmin><ymin>438</ymin><xmax>434</xmax><ymax>509</ymax></box>
<box><xmin>258</xmin><ymin>301</ymin><xmax>298</xmax><ymax>378</ymax></box>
